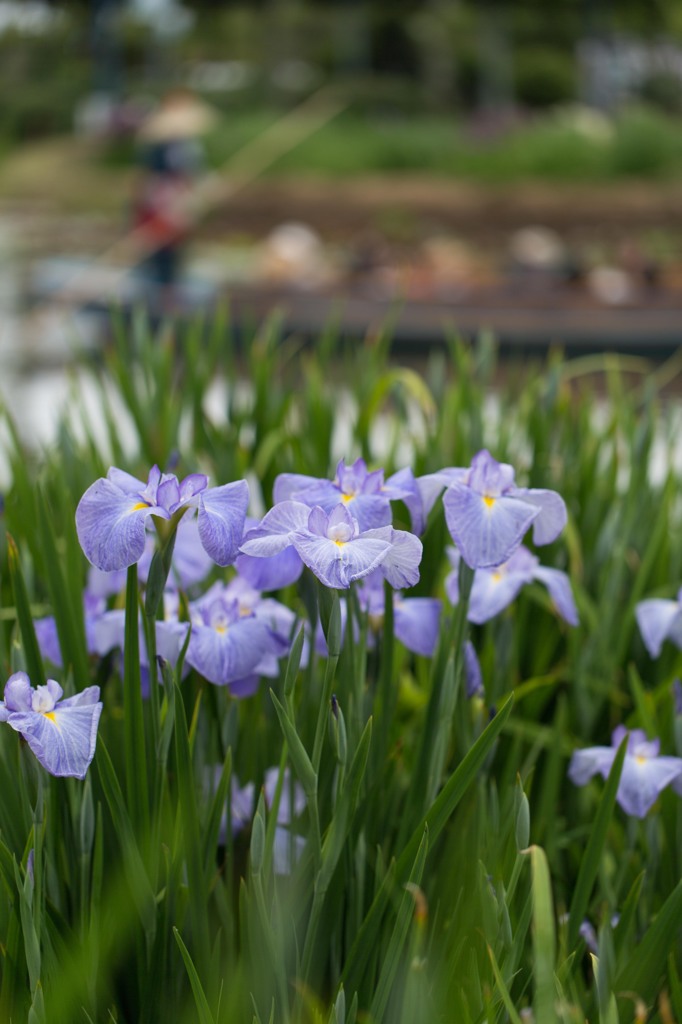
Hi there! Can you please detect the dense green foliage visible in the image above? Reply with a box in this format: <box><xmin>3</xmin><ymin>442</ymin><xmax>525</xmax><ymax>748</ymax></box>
<box><xmin>0</xmin><ymin>317</ymin><xmax>681</xmax><ymax>1021</ymax></box>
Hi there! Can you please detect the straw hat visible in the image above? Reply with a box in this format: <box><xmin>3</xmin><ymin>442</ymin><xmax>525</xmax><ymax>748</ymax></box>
<box><xmin>138</xmin><ymin>91</ymin><xmax>217</xmax><ymax>142</ymax></box>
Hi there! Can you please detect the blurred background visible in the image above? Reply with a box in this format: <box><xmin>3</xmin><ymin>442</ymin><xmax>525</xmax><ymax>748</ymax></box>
<box><xmin>1</xmin><ymin>0</ymin><xmax>682</xmax><ymax>450</ymax></box>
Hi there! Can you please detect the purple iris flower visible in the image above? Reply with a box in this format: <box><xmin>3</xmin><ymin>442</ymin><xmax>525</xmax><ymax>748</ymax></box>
<box><xmin>635</xmin><ymin>589</ymin><xmax>682</xmax><ymax>658</ymax></box>
<box><xmin>185</xmin><ymin>579</ymin><xmax>292</xmax><ymax>690</ymax></box>
<box><xmin>240</xmin><ymin>502</ymin><xmax>422</xmax><ymax>590</ymax></box>
<box><xmin>0</xmin><ymin>672</ymin><xmax>102</xmax><ymax>779</ymax></box>
<box><xmin>273</xmin><ymin>458</ymin><xmax>421</xmax><ymax>532</ymax></box>
<box><xmin>358</xmin><ymin>570</ymin><xmax>442</xmax><ymax>657</ymax></box>
<box><xmin>568</xmin><ymin>726</ymin><xmax>682</xmax><ymax>818</ymax></box>
<box><xmin>442</xmin><ymin>449</ymin><xmax>567</xmax><ymax>569</ymax></box>
<box><xmin>445</xmin><ymin>545</ymin><xmax>578</xmax><ymax>626</ymax></box>
<box><xmin>76</xmin><ymin>464</ymin><xmax>249</xmax><ymax>572</ymax></box>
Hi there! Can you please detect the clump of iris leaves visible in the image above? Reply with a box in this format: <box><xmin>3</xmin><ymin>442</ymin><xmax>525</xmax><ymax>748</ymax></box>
<box><xmin>0</xmin><ymin>315</ymin><xmax>681</xmax><ymax>1024</ymax></box>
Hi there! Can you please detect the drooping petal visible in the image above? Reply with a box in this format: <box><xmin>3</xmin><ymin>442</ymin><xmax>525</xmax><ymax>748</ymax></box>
<box><xmin>443</xmin><ymin>485</ymin><xmax>538</xmax><ymax>569</ymax></box>
<box><xmin>510</xmin><ymin>488</ymin><xmax>568</xmax><ymax>546</ymax></box>
<box><xmin>76</xmin><ymin>477</ymin><xmax>167</xmax><ymax>571</ymax></box>
<box><xmin>616</xmin><ymin>756</ymin><xmax>682</xmax><ymax>818</ymax></box>
<box><xmin>197</xmin><ymin>479</ymin><xmax>249</xmax><ymax>566</ymax></box>
<box><xmin>533</xmin><ymin>566</ymin><xmax>579</xmax><ymax>626</ymax></box>
<box><xmin>635</xmin><ymin>598</ymin><xmax>682</xmax><ymax>658</ymax></box>
<box><xmin>468</xmin><ymin>568</ymin><xmax>527</xmax><ymax>624</ymax></box>
<box><xmin>394</xmin><ymin>598</ymin><xmax>442</xmax><ymax>656</ymax></box>
<box><xmin>362</xmin><ymin>527</ymin><xmax>423</xmax><ymax>589</ymax></box>
<box><xmin>568</xmin><ymin>745</ymin><xmax>616</xmax><ymax>786</ymax></box>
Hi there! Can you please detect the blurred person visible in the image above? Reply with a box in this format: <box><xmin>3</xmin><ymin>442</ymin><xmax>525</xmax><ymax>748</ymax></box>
<box><xmin>133</xmin><ymin>89</ymin><xmax>214</xmax><ymax>311</ymax></box>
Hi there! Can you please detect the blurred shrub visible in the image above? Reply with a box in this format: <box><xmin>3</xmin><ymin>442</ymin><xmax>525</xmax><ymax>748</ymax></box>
<box><xmin>611</xmin><ymin>104</ymin><xmax>682</xmax><ymax>176</ymax></box>
<box><xmin>513</xmin><ymin>46</ymin><xmax>577</xmax><ymax>108</ymax></box>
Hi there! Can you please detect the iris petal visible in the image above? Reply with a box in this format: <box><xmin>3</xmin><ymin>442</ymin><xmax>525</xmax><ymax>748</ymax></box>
<box><xmin>444</xmin><ymin>485</ymin><xmax>538</xmax><ymax>569</ymax></box>
<box><xmin>76</xmin><ymin>478</ymin><xmax>166</xmax><ymax>571</ymax></box>
<box><xmin>197</xmin><ymin>479</ymin><xmax>249</xmax><ymax>566</ymax></box>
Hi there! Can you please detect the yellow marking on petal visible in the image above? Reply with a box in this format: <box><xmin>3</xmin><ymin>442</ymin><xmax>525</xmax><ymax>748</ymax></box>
<box><xmin>483</xmin><ymin>495</ymin><xmax>495</xmax><ymax>509</ymax></box>
<box><xmin>341</xmin><ymin>493</ymin><xmax>354</xmax><ymax>503</ymax></box>
<box><xmin>130</xmin><ymin>501</ymin><xmax>150</xmax><ymax>513</ymax></box>
<box><xmin>492</xmin><ymin>572</ymin><xmax>502</xmax><ymax>583</ymax></box>
<box><xmin>43</xmin><ymin>711</ymin><xmax>57</xmax><ymax>724</ymax></box>
<box><xmin>238</xmin><ymin>605</ymin><xmax>252</xmax><ymax>617</ymax></box>
<box><xmin>215</xmin><ymin>625</ymin><xmax>227</xmax><ymax>635</ymax></box>
<box><xmin>635</xmin><ymin>755</ymin><xmax>647</xmax><ymax>765</ymax></box>
<box><xmin>334</xmin><ymin>540</ymin><xmax>346</xmax><ymax>547</ymax></box>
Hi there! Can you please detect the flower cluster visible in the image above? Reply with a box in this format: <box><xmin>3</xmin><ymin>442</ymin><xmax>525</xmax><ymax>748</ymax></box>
<box><xmin>26</xmin><ymin>450</ymin><xmax>578</xmax><ymax>779</ymax></box>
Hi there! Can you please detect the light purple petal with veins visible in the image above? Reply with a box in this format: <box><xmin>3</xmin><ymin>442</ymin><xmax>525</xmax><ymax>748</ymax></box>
<box><xmin>76</xmin><ymin>477</ymin><xmax>168</xmax><ymax>571</ymax></box>
<box><xmin>444</xmin><ymin>484</ymin><xmax>538</xmax><ymax>569</ymax></box>
<box><xmin>533</xmin><ymin>566</ymin><xmax>579</xmax><ymax>626</ymax></box>
<box><xmin>197</xmin><ymin>479</ymin><xmax>249</xmax><ymax>566</ymax></box>
<box><xmin>511</xmin><ymin>488</ymin><xmax>568</xmax><ymax>546</ymax></box>
<box><xmin>468</xmin><ymin>568</ymin><xmax>527</xmax><ymax>624</ymax></box>
<box><xmin>293</xmin><ymin>534</ymin><xmax>390</xmax><ymax>589</ymax></box>
<box><xmin>363</xmin><ymin>526</ymin><xmax>423</xmax><ymax>589</ymax></box>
